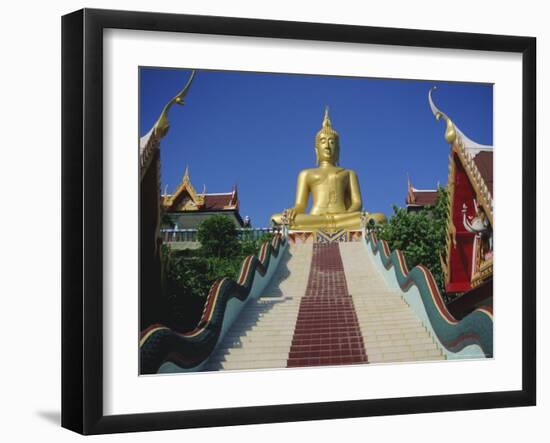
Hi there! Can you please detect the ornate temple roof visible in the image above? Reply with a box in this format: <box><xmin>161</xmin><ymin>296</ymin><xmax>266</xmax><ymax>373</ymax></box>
<box><xmin>429</xmin><ymin>87</ymin><xmax>494</xmax><ymax>296</ymax></box>
<box><xmin>202</xmin><ymin>193</ymin><xmax>238</xmax><ymax>210</ymax></box>
<box><xmin>428</xmin><ymin>87</ymin><xmax>493</xmax><ymax>155</ymax></box>
<box><xmin>406</xmin><ymin>178</ymin><xmax>438</xmax><ymax>207</ymax></box>
<box><xmin>472</xmin><ymin>151</ymin><xmax>493</xmax><ymax>196</ymax></box>
<box><xmin>162</xmin><ymin>167</ymin><xmax>239</xmax><ymax>213</ymax></box>
<box><xmin>429</xmin><ymin>87</ymin><xmax>493</xmax><ymax>222</ymax></box>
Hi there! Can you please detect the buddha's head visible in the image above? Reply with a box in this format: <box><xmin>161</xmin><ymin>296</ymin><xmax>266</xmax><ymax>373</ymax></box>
<box><xmin>315</xmin><ymin>107</ymin><xmax>340</xmax><ymax>165</ymax></box>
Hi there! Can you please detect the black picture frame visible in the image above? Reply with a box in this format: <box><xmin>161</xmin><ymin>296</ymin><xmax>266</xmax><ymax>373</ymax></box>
<box><xmin>61</xmin><ymin>8</ymin><xmax>536</xmax><ymax>435</ymax></box>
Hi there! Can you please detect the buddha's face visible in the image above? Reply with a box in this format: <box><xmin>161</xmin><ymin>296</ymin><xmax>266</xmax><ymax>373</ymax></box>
<box><xmin>316</xmin><ymin>134</ymin><xmax>339</xmax><ymax>164</ymax></box>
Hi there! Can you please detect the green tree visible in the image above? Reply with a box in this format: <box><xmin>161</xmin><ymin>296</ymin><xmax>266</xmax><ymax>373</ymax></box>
<box><xmin>197</xmin><ymin>215</ymin><xmax>240</xmax><ymax>258</ymax></box>
<box><xmin>239</xmin><ymin>232</ymin><xmax>274</xmax><ymax>257</ymax></box>
<box><xmin>164</xmin><ymin>251</ymin><xmax>212</xmax><ymax>299</ymax></box>
<box><xmin>380</xmin><ymin>187</ymin><xmax>449</xmax><ymax>294</ymax></box>
<box><xmin>158</xmin><ymin>222</ymin><xmax>276</xmax><ymax>331</ymax></box>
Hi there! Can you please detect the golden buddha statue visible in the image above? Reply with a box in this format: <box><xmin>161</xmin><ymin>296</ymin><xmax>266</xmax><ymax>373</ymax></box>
<box><xmin>271</xmin><ymin>108</ymin><xmax>386</xmax><ymax>231</ymax></box>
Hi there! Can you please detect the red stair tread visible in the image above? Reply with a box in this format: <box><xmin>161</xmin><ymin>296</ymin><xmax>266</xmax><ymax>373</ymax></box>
<box><xmin>287</xmin><ymin>243</ymin><xmax>368</xmax><ymax>367</ymax></box>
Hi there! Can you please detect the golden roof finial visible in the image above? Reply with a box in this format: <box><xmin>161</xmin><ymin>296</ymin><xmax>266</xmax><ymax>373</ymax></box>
<box><xmin>153</xmin><ymin>70</ymin><xmax>196</xmax><ymax>139</ymax></box>
<box><xmin>183</xmin><ymin>165</ymin><xmax>190</xmax><ymax>181</ymax></box>
<box><xmin>429</xmin><ymin>86</ymin><xmax>457</xmax><ymax>145</ymax></box>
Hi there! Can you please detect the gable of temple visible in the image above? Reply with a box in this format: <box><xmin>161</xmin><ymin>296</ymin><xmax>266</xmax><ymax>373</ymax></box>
<box><xmin>161</xmin><ymin>167</ymin><xmax>243</xmax><ymax>228</ymax></box>
<box><xmin>162</xmin><ymin>166</ymin><xmax>205</xmax><ymax>211</ymax></box>
<box><xmin>405</xmin><ymin>178</ymin><xmax>439</xmax><ymax>212</ymax></box>
<box><xmin>429</xmin><ymin>87</ymin><xmax>493</xmax><ymax>304</ymax></box>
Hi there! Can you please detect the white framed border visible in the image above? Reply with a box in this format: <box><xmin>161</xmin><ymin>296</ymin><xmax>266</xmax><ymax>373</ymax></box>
<box><xmin>103</xmin><ymin>29</ymin><xmax>522</xmax><ymax>416</ymax></box>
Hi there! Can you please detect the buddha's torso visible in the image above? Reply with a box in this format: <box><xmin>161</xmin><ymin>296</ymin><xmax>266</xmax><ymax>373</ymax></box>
<box><xmin>304</xmin><ymin>166</ymin><xmax>353</xmax><ymax>214</ymax></box>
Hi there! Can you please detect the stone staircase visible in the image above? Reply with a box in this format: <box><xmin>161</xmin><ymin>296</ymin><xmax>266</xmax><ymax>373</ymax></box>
<box><xmin>204</xmin><ymin>241</ymin><xmax>444</xmax><ymax>371</ymax></box>
<box><xmin>339</xmin><ymin>242</ymin><xmax>445</xmax><ymax>363</ymax></box>
<box><xmin>204</xmin><ymin>244</ymin><xmax>312</xmax><ymax>371</ymax></box>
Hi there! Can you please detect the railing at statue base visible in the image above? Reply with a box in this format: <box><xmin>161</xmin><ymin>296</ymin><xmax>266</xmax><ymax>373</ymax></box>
<box><xmin>284</xmin><ymin>229</ymin><xmax>363</xmax><ymax>244</ymax></box>
<box><xmin>161</xmin><ymin>227</ymin><xmax>275</xmax><ymax>243</ymax></box>
<box><xmin>277</xmin><ymin>210</ymin><xmax>381</xmax><ymax>244</ymax></box>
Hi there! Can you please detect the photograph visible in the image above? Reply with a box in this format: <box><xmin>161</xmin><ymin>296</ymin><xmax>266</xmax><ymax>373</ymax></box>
<box><xmin>57</xmin><ymin>4</ymin><xmax>538</xmax><ymax>436</ymax></box>
<box><xmin>138</xmin><ymin>67</ymin><xmax>494</xmax><ymax>375</ymax></box>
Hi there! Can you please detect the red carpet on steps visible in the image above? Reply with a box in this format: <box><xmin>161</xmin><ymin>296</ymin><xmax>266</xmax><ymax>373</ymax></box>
<box><xmin>287</xmin><ymin>243</ymin><xmax>368</xmax><ymax>367</ymax></box>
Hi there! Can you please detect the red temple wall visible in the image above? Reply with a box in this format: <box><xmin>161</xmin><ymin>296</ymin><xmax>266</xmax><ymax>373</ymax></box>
<box><xmin>446</xmin><ymin>153</ymin><xmax>477</xmax><ymax>294</ymax></box>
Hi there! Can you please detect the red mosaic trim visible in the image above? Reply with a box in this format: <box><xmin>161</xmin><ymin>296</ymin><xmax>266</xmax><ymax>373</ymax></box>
<box><xmin>287</xmin><ymin>243</ymin><xmax>368</xmax><ymax>367</ymax></box>
<box><xmin>417</xmin><ymin>265</ymin><xmax>457</xmax><ymax>324</ymax></box>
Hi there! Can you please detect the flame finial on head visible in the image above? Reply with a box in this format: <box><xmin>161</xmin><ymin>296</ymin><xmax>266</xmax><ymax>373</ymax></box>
<box><xmin>322</xmin><ymin>106</ymin><xmax>331</xmax><ymax>127</ymax></box>
<box><xmin>316</xmin><ymin>106</ymin><xmax>339</xmax><ymax>140</ymax></box>
<box><xmin>315</xmin><ymin>106</ymin><xmax>340</xmax><ymax>165</ymax></box>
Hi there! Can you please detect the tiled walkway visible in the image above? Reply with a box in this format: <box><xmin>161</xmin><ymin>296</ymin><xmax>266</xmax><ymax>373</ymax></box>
<box><xmin>205</xmin><ymin>241</ymin><xmax>443</xmax><ymax>371</ymax></box>
<box><xmin>286</xmin><ymin>243</ymin><xmax>368</xmax><ymax>367</ymax></box>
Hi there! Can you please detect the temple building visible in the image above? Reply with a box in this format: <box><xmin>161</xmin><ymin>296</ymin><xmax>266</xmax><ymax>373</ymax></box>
<box><xmin>161</xmin><ymin>167</ymin><xmax>245</xmax><ymax>229</ymax></box>
<box><xmin>429</xmin><ymin>87</ymin><xmax>493</xmax><ymax>318</ymax></box>
<box><xmin>405</xmin><ymin>178</ymin><xmax>439</xmax><ymax>212</ymax></box>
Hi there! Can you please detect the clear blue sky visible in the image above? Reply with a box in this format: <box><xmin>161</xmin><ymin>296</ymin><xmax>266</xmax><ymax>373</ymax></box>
<box><xmin>139</xmin><ymin>68</ymin><xmax>493</xmax><ymax>227</ymax></box>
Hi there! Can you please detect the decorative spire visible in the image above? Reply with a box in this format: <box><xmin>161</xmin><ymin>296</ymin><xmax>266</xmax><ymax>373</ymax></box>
<box><xmin>316</xmin><ymin>105</ymin><xmax>339</xmax><ymax>140</ymax></box>
<box><xmin>429</xmin><ymin>86</ymin><xmax>457</xmax><ymax>144</ymax></box>
<box><xmin>139</xmin><ymin>71</ymin><xmax>195</xmax><ymax>183</ymax></box>
<box><xmin>429</xmin><ymin>86</ymin><xmax>492</xmax><ymax>156</ymax></box>
<box><xmin>164</xmin><ymin>164</ymin><xmax>205</xmax><ymax>210</ymax></box>
<box><xmin>153</xmin><ymin>70</ymin><xmax>196</xmax><ymax>139</ymax></box>
<box><xmin>322</xmin><ymin>106</ymin><xmax>332</xmax><ymax>128</ymax></box>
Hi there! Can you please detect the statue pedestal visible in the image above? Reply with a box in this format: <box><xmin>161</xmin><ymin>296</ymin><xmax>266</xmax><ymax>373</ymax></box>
<box><xmin>287</xmin><ymin>229</ymin><xmax>363</xmax><ymax>244</ymax></box>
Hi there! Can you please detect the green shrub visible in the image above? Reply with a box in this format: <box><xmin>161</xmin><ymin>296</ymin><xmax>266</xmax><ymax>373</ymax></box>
<box><xmin>380</xmin><ymin>187</ymin><xmax>448</xmax><ymax>294</ymax></box>
<box><xmin>165</xmin><ymin>253</ymin><xmax>212</xmax><ymax>299</ymax></box>
<box><xmin>197</xmin><ymin>215</ymin><xmax>240</xmax><ymax>258</ymax></box>
<box><xmin>157</xmin><ymin>223</ymin><xmax>274</xmax><ymax>331</ymax></box>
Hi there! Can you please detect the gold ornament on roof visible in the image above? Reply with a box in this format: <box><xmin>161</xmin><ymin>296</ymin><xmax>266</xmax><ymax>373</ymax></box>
<box><xmin>430</xmin><ymin>86</ymin><xmax>457</xmax><ymax>144</ymax></box>
<box><xmin>163</xmin><ymin>166</ymin><xmax>205</xmax><ymax>211</ymax></box>
<box><xmin>153</xmin><ymin>70</ymin><xmax>196</xmax><ymax>138</ymax></box>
